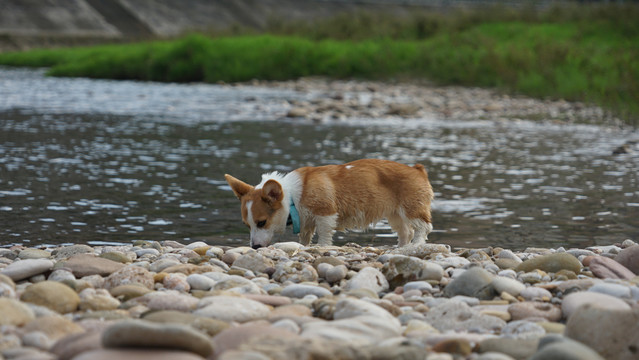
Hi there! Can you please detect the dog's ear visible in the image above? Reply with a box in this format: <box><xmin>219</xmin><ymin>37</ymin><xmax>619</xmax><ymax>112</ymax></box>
<box><xmin>261</xmin><ymin>179</ymin><xmax>283</xmax><ymax>204</ymax></box>
<box><xmin>225</xmin><ymin>174</ymin><xmax>253</xmax><ymax>199</ymax></box>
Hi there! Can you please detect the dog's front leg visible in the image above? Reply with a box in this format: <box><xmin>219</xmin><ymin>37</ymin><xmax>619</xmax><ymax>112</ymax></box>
<box><xmin>316</xmin><ymin>214</ymin><xmax>337</xmax><ymax>246</ymax></box>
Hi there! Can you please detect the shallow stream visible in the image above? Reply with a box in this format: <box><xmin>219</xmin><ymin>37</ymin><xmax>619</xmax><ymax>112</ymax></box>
<box><xmin>1</xmin><ymin>67</ymin><xmax>638</xmax><ymax>250</ymax></box>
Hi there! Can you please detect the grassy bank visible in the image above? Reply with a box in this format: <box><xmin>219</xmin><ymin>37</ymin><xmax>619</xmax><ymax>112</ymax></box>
<box><xmin>0</xmin><ymin>5</ymin><xmax>637</xmax><ymax>123</ymax></box>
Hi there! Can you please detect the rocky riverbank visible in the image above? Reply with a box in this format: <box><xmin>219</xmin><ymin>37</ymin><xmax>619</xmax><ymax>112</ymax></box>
<box><xmin>247</xmin><ymin>77</ymin><xmax>623</xmax><ymax>127</ymax></box>
<box><xmin>1</xmin><ymin>239</ymin><xmax>638</xmax><ymax>360</ymax></box>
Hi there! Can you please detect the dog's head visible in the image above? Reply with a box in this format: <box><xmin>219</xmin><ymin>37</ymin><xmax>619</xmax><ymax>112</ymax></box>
<box><xmin>224</xmin><ymin>174</ymin><xmax>288</xmax><ymax>249</ymax></box>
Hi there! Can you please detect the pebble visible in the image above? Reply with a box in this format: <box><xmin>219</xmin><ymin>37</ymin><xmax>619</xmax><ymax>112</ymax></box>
<box><xmin>492</xmin><ymin>276</ymin><xmax>526</xmax><ymax>296</ymax></box>
<box><xmin>343</xmin><ymin>266</ymin><xmax>388</xmax><ymax>293</ymax></box>
<box><xmin>443</xmin><ymin>267</ymin><xmax>495</xmax><ymax>300</ymax></box>
<box><xmin>0</xmin><ymin>258</ymin><xmax>54</xmax><ymax>281</ymax></box>
<box><xmin>614</xmin><ymin>244</ymin><xmax>639</xmax><ymax>274</ymax></box>
<box><xmin>195</xmin><ymin>295</ymin><xmax>271</xmax><ymax>322</ymax></box>
<box><xmin>0</xmin><ymin>240</ymin><xmax>637</xmax><ymax>359</ymax></box>
<box><xmin>530</xmin><ymin>334</ymin><xmax>605</xmax><ymax>360</ymax></box>
<box><xmin>20</xmin><ymin>280</ymin><xmax>80</xmax><ymax>313</ymax></box>
<box><xmin>584</xmin><ymin>255</ymin><xmax>635</xmax><ymax>280</ymax></box>
<box><xmin>564</xmin><ymin>304</ymin><xmax>639</xmax><ymax>360</ymax></box>
<box><xmin>102</xmin><ymin>319</ymin><xmax>214</xmax><ymax>357</ymax></box>
<box><xmin>508</xmin><ymin>301</ymin><xmax>562</xmax><ymax>321</ymax></box>
<box><xmin>515</xmin><ymin>252</ymin><xmax>582</xmax><ymax>273</ymax></box>
<box><xmin>280</xmin><ymin>283</ymin><xmax>332</xmax><ymax>298</ymax></box>
<box><xmin>562</xmin><ymin>291</ymin><xmax>631</xmax><ymax>319</ymax></box>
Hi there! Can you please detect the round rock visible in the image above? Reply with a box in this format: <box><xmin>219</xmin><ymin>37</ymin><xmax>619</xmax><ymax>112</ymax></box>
<box><xmin>0</xmin><ymin>258</ymin><xmax>54</xmax><ymax>281</ymax></box>
<box><xmin>20</xmin><ymin>280</ymin><xmax>80</xmax><ymax>314</ymax></box>
<box><xmin>102</xmin><ymin>319</ymin><xmax>214</xmax><ymax>357</ymax></box>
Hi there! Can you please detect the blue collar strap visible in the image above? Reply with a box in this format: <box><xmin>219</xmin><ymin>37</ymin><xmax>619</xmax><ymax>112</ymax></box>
<box><xmin>288</xmin><ymin>199</ymin><xmax>300</xmax><ymax>234</ymax></box>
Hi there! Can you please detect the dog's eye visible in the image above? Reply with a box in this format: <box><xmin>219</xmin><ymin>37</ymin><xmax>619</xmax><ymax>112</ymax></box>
<box><xmin>256</xmin><ymin>220</ymin><xmax>267</xmax><ymax>228</ymax></box>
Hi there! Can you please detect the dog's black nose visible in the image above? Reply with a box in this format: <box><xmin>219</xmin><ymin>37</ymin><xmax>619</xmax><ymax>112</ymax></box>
<box><xmin>252</xmin><ymin>244</ymin><xmax>262</xmax><ymax>250</ymax></box>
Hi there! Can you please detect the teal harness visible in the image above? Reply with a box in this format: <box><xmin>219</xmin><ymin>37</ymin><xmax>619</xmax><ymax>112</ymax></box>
<box><xmin>287</xmin><ymin>198</ymin><xmax>301</xmax><ymax>234</ymax></box>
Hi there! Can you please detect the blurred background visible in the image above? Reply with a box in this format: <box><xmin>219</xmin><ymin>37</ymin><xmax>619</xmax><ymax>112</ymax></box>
<box><xmin>0</xmin><ymin>0</ymin><xmax>638</xmax><ymax>250</ymax></box>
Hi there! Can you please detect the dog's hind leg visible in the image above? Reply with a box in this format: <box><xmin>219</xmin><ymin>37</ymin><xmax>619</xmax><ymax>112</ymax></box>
<box><xmin>388</xmin><ymin>214</ymin><xmax>415</xmax><ymax>247</ymax></box>
<box><xmin>411</xmin><ymin>220</ymin><xmax>433</xmax><ymax>244</ymax></box>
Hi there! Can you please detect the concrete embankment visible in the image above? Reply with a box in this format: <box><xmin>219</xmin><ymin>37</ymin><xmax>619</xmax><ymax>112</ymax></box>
<box><xmin>0</xmin><ymin>0</ymin><xmax>421</xmax><ymax>52</ymax></box>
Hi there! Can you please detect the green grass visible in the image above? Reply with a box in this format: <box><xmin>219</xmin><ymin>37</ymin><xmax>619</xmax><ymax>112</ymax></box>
<box><xmin>0</xmin><ymin>4</ymin><xmax>637</xmax><ymax>123</ymax></box>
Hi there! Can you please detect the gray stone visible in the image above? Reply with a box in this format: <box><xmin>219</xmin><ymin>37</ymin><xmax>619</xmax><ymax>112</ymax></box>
<box><xmin>588</xmin><ymin>282</ymin><xmax>632</xmax><ymax>299</ymax></box>
<box><xmin>614</xmin><ymin>244</ymin><xmax>639</xmax><ymax>274</ymax></box>
<box><xmin>301</xmin><ymin>315</ymin><xmax>401</xmax><ymax>345</ymax></box>
<box><xmin>186</xmin><ymin>273</ymin><xmax>217</xmax><ymax>291</ymax></box>
<box><xmin>530</xmin><ymin>334</ymin><xmax>605</xmax><ymax>360</ymax></box>
<box><xmin>562</xmin><ymin>291</ymin><xmax>631</xmax><ymax>319</ymax></box>
<box><xmin>102</xmin><ymin>319</ymin><xmax>213</xmax><ymax>357</ymax></box>
<box><xmin>280</xmin><ymin>284</ymin><xmax>332</xmax><ymax>298</ymax></box>
<box><xmin>0</xmin><ymin>258</ymin><xmax>54</xmax><ymax>281</ymax></box>
<box><xmin>443</xmin><ymin>267</ymin><xmax>495</xmax><ymax>300</ymax></box>
<box><xmin>565</xmin><ymin>304</ymin><xmax>639</xmax><ymax>360</ymax></box>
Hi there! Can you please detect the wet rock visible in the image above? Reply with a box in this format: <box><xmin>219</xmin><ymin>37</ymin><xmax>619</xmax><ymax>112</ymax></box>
<box><xmin>425</xmin><ymin>300</ymin><xmax>506</xmax><ymax>333</ymax></box>
<box><xmin>387</xmin><ymin>103</ymin><xmax>420</xmax><ymax>117</ymax></box>
<box><xmin>20</xmin><ymin>281</ymin><xmax>80</xmax><ymax>313</ymax></box>
<box><xmin>344</xmin><ymin>266</ymin><xmax>388</xmax><ymax>294</ymax></box>
<box><xmin>104</xmin><ymin>265</ymin><xmax>155</xmax><ymax>290</ymax></box>
<box><xmin>564</xmin><ymin>304</ymin><xmax>639</xmax><ymax>360</ymax></box>
<box><xmin>584</xmin><ymin>255</ymin><xmax>635</xmax><ymax>280</ymax></box>
<box><xmin>444</xmin><ymin>267</ymin><xmax>495</xmax><ymax>300</ymax></box>
<box><xmin>515</xmin><ymin>253</ymin><xmax>582</xmax><ymax>273</ymax></box>
<box><xmin>102</xmin><ymin>319</ymin><xmax>214</xmax><ymax>357</ymax></box>
<box><xmin>0</xmin><ymin>298</ymin><xmax>35</xmax><ymax>326</ymax></box>
<box><xmin>508</xmin><ymin>301</ymin><xmax>562</xmax><ymax>321</ymax></box>
<box><xmin>562</xmin><ymin>291</ymin><xmax>631</xmax><ymax>319</ymax></box>
<box><xmin>0</xmin><ymin>258</ymin><xmax>55</xmax><ymax>281</ymax></box>
<box><xmin>195</xmin><ymin>295</ymin><xmax>271</xmax><ymax>322</ymax></box>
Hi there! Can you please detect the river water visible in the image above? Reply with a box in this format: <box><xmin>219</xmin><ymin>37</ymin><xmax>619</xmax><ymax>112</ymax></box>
<box><xmin>1</xmin><ymin>67</ymin><xmax>638</xmax><ymax>250</ymax></box>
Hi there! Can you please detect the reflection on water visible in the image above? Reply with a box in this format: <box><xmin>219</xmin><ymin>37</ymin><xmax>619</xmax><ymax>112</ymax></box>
<box><xmin>1</xmin><ymin>68</ymin><xmax>638</xmax><ymax>250</ymax></box>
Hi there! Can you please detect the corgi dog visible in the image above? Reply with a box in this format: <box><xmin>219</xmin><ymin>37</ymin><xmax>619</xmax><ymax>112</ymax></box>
<box><xmin>225</xmin><ymin>159</ymin><xmax>433</xmax><ymax>249</ymax></box>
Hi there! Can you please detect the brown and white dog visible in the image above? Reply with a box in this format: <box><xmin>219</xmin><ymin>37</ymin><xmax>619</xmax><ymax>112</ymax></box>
<box><xmin>225</xmin><ymin>159</ymin><xmax>434</xmax><ymax>249</ymax></box>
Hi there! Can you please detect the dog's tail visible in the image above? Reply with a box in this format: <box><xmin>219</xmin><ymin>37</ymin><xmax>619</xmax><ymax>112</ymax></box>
<box><xmin>413</xmin><ymin>163</ymin><xmax>427</xmax><ymax>174</ymax></box>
